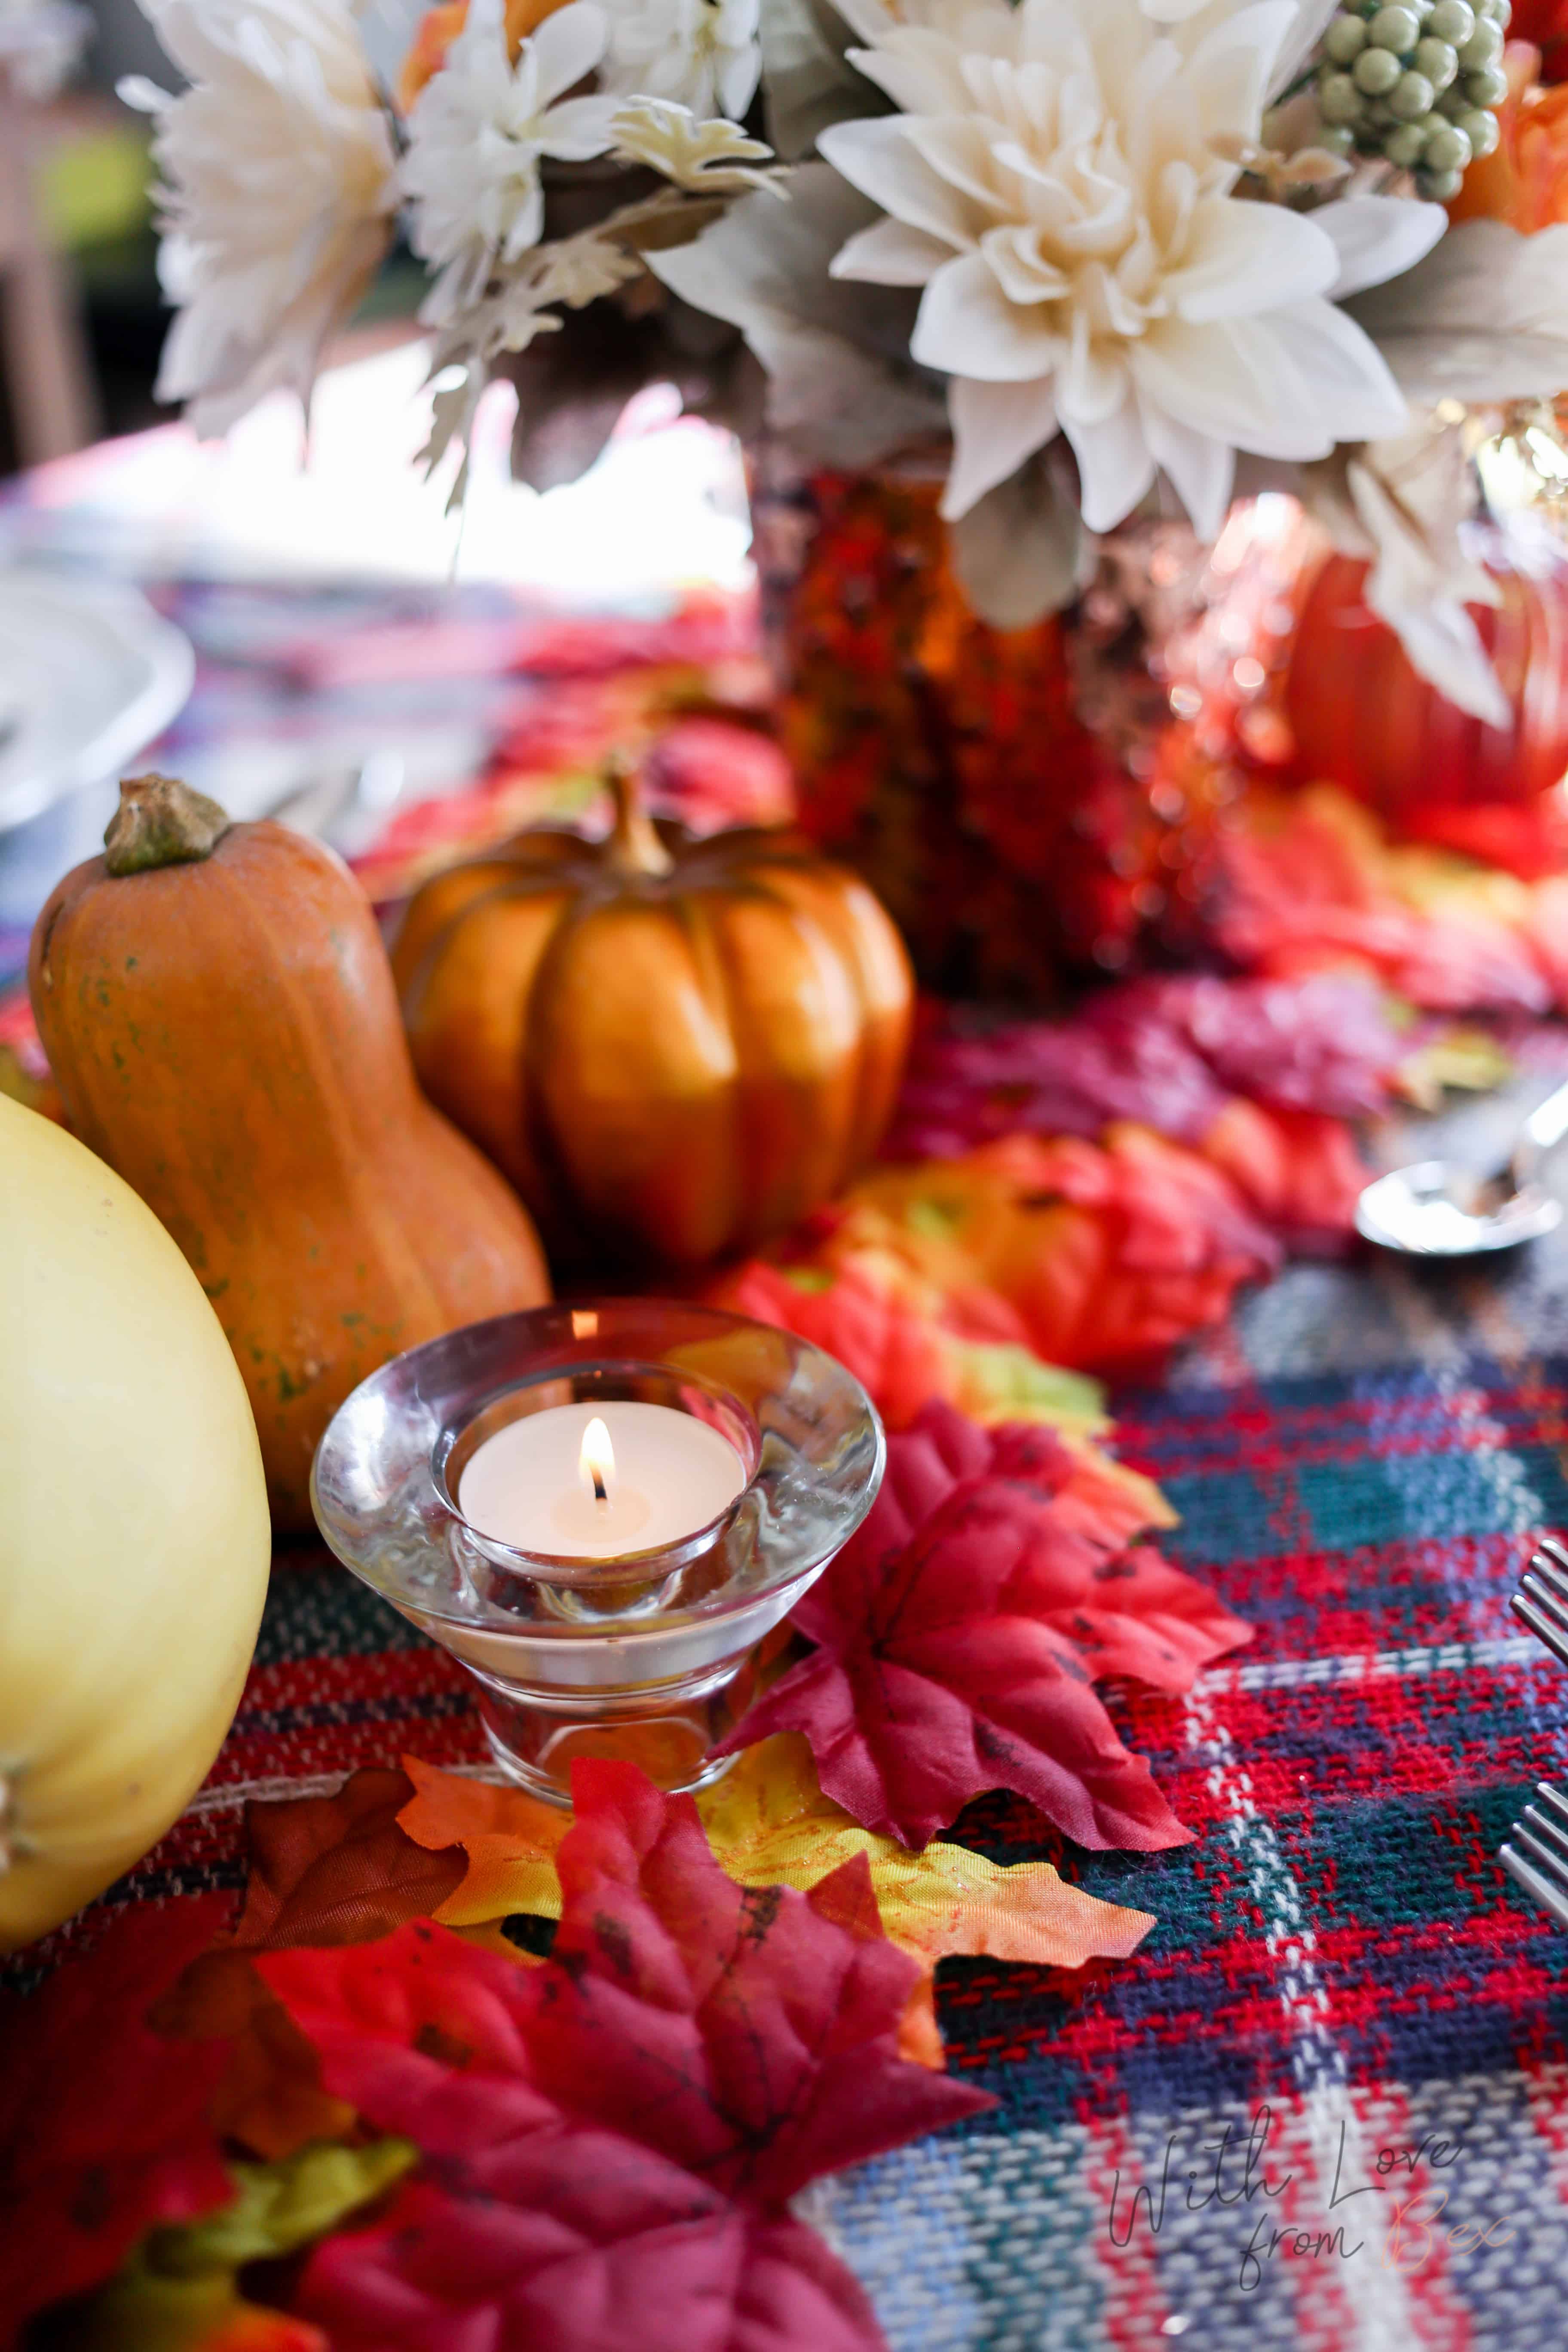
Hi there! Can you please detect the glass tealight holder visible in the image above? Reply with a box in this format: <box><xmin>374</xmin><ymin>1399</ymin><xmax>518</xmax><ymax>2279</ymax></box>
<box><xmin>311</xmin><ymin>1300</ymin><xmax>885</xmax><ymax>1804</ymax></box>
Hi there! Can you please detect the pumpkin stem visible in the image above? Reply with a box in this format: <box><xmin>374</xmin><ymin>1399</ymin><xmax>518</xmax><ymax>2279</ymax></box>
<box><xmin>104</xmin><ymin>775</ymin><xmax>230</xmax><ymax>878</ymax></box>
<box><xmin>603</xmin><ymin>753</ymin><xmax>674</xmax><ymax>879</ymax></box>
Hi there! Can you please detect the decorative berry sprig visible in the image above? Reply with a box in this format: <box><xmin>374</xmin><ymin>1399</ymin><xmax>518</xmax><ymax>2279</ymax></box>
<box><xmin>1311</xmin><ymin>0</ymin><xmax>1508</xmax><ymax>197</ymax></box>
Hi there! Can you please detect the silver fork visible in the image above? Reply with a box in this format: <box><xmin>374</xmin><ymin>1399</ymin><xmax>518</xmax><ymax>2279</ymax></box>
<box><xmin>1501</xmin><ymin>1783</ymin><xmax>1568</xmax><ymax>1929</ymax></box>
<box><xmin>1511</xmin><ymin>1536</ymin><xmax>1568</xmax><ymax>1672</ymax></box>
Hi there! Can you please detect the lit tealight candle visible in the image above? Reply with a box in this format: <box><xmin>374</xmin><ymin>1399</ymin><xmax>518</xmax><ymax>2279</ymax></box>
<box><xmin>457</xmin><ymin>1400</ymin><xmax>746</xmax><ymax>1560</ymax></box>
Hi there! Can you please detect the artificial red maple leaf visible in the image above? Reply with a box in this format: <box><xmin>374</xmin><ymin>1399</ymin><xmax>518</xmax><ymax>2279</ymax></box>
<box><xmin>258</xmin><ymin>1763</ymin><xmax>991</xmax><ymax>2349</ymax></box>
<box><xmin>717</xmin><ymin>1400</ymin><xmax>1243</xmax><ymax>1850</ymax></box>
<box><xmin>0</xmin><ymin>1895</ymin><xmax>236</xmax><ymax>2346</ymax></box>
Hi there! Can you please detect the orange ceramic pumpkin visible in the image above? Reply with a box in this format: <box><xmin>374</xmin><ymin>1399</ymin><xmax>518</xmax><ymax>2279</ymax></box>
<box><xmin>390</xmin><ymin>763</ymin><xmax>914</xmax><ymax>1267</ymax></box>
<box><xmin>30</xmin><ymin>775</ymin><xmax>550</xmax><ymax>1526</ymax></box>
<box><xmin>1286</xmin><ymin>545</ymin><xmax>1568</xmax><ymax>879</ymax></box>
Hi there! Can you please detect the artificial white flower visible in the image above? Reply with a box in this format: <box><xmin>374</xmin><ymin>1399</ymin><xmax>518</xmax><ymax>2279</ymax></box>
<box><xmin>818</xmin><ymin>0</ymin><xmax>1445</xmax><ymax>538</ymax></box>
<box><xmin>401</xmin><ymin>0</ymin><xmax>620</xmax><ymax>325</ymax></box>
<box><xmin>597</xmin><ymin>0</ymin><xmax>761</xmax><ymax>122</ymax></box>
<box><xmin>121</xmin><ymin>0</ymin><xmax>398</xmax><ymax>435</ymax></box>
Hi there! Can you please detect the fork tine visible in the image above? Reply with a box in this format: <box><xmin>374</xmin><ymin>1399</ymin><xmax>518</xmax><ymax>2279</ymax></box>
<box><xmin>1512</xmin><ymin>1820</ymin><xmax>1568</xmax><ymax>1875</ymax></box>
<box><xmin>1501</xmin><ymin>1841</ymin><xmax>1568</xmax><ymax>1928</ymax></box>
<box><xmin>1523</xmin><ymin>1796</ymin><xmax>1568</xmax><ymax>1849</ymax></box>
<box><xmin>1525</xmin><ymin>1547</ymin><xmax>1568</xmax><ymax>1613</ymax></box>
<box><xmin>1511</xmin><ymin>1591</ymin><xmax>1568</xmax><ymax>1670</ymax></box>
<box><xmin>1528</xmin><ymin>1580</ymin><xmax>1568</xmax><ymax>1635</ymax></box>
<box><xmin>1535</xmin><ymin>1782</ymin><xmax>1568</xmax><ymax>1833</ymax></box>
<box><xmin>1536</xmin><ymin>1535</ymin><xmax>1568</xmax><ymax>1578</ymax></box>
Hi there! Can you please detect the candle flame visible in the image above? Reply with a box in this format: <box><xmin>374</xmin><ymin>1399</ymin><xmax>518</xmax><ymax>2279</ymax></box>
<box><xmin>579</xmin><ymin>1416</ymin><xmax>614</xmax><ymax>1504</ymax></box>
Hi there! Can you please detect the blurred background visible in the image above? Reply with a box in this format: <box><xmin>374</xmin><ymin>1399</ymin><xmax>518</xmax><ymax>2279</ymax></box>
<box><xmin>0</xmin><ymin>0</ymin><xmax>439</xmax><ymax>471</ymax></box>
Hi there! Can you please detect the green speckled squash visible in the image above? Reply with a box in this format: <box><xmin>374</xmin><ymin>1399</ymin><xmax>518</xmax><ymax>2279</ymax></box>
<box><xmin>29</xmin><ymin>775</ymin><xmax>549</xmax><ymax>1528</ymax></box>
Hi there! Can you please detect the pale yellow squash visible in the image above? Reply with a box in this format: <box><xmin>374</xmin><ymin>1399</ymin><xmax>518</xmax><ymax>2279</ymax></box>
<box><xmin>0</xmin><ymin>1095</ymin><xmax>270</xmax><ymax>1950</ymax></box>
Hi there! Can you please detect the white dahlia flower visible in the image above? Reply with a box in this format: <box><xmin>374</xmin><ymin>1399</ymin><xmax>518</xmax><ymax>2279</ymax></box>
<box><xmin>820</xmin><ymin>0</ymin><xmax>1447</xmax><ymax>535</ymax></box>
<box><xmin>401</xmin><ymin>0</ymin><xmax>621</xmax><ymax>324</ymax></box>
<box><xmin>123</xmin><ymin>0</ymin><xmax>398</xmax><ymax>435</ymax></box>
<box><xmin>597</xmin><ymin>0</ymin><xmax>762</xmax><ymax>123</ymax></box>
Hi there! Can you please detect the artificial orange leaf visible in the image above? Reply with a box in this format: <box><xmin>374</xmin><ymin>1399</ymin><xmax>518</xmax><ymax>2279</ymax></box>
<box><xmin>398</xmin><ymin>1758</ymin><xmax>568</xmax><ymax>1928</ymax></box>
<box><xmin>149</xmin><ymin>1950</ymin><xmax>355</xmax><ymax>2163</ymax></box>
<box><xmin>1199</xmin><ymin>1099</ymin><xmax>1366</xmax><ymax>1252</ymax></box>
<box><xmin>233</xmin><ymin>1767</ymin><xmax>464</xmax><ymax>1952</ymax></box>
<box><xmin>399</xmin><ymin>1735</ymin><xmax>1153</xmax><ymax>1976</ymax></box>
<box><xmin>726</xmin><ymin>1129</ymin><xmax>1279</xmax><ymax>1383</ymax></box>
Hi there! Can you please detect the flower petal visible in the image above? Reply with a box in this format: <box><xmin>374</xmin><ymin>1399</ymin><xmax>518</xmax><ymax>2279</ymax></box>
<box><xmin>912</xmin><ymin>249</ymin><xmax>1061</xmax><ymax>380</ymax></box>
<box><xmin>1262</xmin><ymin>297</ymin><xmax>1411</xmax><ymax>443</ymax></box>
<box><xmin>847</xmin><ymin>37</ymin><xmax>965</xmax><ymax>114</ymax></box>
<box><xmin>1162</xmin><ymin>195</ymin><xmax>1338</xmax><ymax>322</ymax></box>
<box><xmin>819</xmin><ymin>116</ymin><xmax>981</xmax><ymax>250</ymax></box>
<box><xmin>529</xmin><ymin>0</ymin><xmax>610</xmax><ymax>102</ymax></box>
<box><xmin>1061</xmin><ymin>393</ymin><xmax>1157</xmax><ymax>533</ymax></box>
<box><xmin>1179</xmin><ymin>0</ymin><xmax>1297</xmax><ymax>135</ymax></box>
<box><xmin>1314</xmin><ymin>194</ymin><xmax>1447</xmax><ymax>300</ymax></box>
<box><xmin>1139</xmin><ymin>398</ymin><xmax>1235</xmax><ymax>538</ymax></box>
<box><xmin>536</xmin><ymin>94</ymin><xmax>621</xmax><ymax>160</ymax></box>
<box><xmin>832</xmin><ymin>217</ymin><xmax>955</xmax><ymax>285</ymax></box>
<box><xmin>941</xmin><ymin>375</ymin><xmax>1061</xmax><ymax>519</ymax></box>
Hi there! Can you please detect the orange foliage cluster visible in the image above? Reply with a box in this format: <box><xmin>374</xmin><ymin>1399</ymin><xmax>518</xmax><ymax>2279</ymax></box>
<box><xmin>1450</xmin><ymin>41</ymin><xmax>1568</xmax><ymax>227</ymax></box>
<box><xmin>396</xmin><ymin>0</ymin><xmax>565</xmax><ymax>108</ymax></box>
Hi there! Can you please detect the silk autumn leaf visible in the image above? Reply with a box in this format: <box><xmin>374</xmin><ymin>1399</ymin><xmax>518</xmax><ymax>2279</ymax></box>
<box><xmin>396</xmin><ymin>1735</ymin><xmax>1154</xmax><ymax>1988</ymax></box>
<box><xmin>885</xmin><ymin>974</ymin><xmax>1400</xmax><ymax>1163</ymax></box>
<box><xmin>0</xmin><ymin>1895</ymin><xmax>236</xmax><ymax>2346</ymax></box>
<box><xmin>723</xmin><ymin>1131</ymin><xmax>1279</xmax><ymax>1381</ymax></box>
<box><xmin>258</xmin><ymin>1761</ymin><xmax>992</xmax><ymax>2349</ymax></box>
<box><xmin>1211</xmin><ymin>785</ymin><xmax>1559</xmax><ymax>1014</ymax></box>
<box><xmin>149</xmin><ymin>1949</ymin><xmax>356</xmax><ymax>2163</ymax></box>
<box><xmin>53</xmin><ymin>2141</ymin><xmax>414</xmax><ymax>2352</ymax></box>
<box><xmin>232</xmin><ymin>1767</ymin><xmax>465</xmax><ymax>1951</ymax></box>
<box><xmin>718</xmin><ymin>1401</ymin><xmax>1247</xmax><ymax>1851</ymax></box>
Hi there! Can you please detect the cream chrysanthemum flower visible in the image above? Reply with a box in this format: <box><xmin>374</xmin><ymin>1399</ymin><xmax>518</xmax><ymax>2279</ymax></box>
<box><xmin>820</xmin><ymin>0</ymin><xmax>1447</xmax><ymax>534</ymax></box>
<box><xmin>122</xmin><ymin>0</ymin><xmax>398</xmax><ymax>435</ymax></box>
<box><xmin>401</xmin><ymin>0</ymin><xmax>621</xmax><ymax>324</ymax></box>
<box><xmin>597</xmin><ymin>0</ymin><xmax>761</xmax><ymax>122</ymax></box>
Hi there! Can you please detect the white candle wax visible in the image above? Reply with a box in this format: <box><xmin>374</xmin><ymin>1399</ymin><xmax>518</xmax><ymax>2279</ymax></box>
<box><xmin>457</xmin><ymin>1399</ymin><xmax>746</xmax><ymax>1560</ymax></box>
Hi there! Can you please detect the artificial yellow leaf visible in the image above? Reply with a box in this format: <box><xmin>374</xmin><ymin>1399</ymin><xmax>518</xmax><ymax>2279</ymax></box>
<box><xmin>399</xmin><ymin>1758</ymin><xmax>566</xmax><ymax>1924</ymax></box>
<box><xmin>695</xmin><ymin>1736</ymin><xmax>1155</xmax><ymax>1971</ymax></box>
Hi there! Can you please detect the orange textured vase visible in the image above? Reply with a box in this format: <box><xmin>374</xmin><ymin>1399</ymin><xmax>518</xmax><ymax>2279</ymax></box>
<box><xmin>753</xmin><ymin>461</ymin><xmax>1237</xmax><ymax>996</ymax></box>
<box><xmin>390</xmin><ymin>761</ymin><xmax>913</xmax><ymax>1269</ymax></box>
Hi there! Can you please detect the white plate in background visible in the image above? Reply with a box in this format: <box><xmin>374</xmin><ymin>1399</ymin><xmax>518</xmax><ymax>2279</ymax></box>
<box><xmin>0</xmin><ymin>570</ymin><xmax>195</xmax><ymax>835</ymax></box>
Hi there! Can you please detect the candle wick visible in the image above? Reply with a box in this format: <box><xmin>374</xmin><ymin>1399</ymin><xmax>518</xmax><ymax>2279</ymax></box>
<box><xmin>591</xmin><ymin>1470</ymin><xmax>608</xmax><ymax>1503</ymax></box>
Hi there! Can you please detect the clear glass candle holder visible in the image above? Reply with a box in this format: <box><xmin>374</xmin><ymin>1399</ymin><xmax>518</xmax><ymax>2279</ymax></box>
<box><xmin>311</xmin><ymin>1301</ymin><xmax>885</xmax><ymax>1804</ymax></box>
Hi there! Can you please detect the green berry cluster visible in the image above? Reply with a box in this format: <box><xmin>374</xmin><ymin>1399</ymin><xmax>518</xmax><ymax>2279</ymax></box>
<box><xmin>1311</xmin><ymin>0</ymin><xmax>1509</xmax><ymax>197</ymax></box>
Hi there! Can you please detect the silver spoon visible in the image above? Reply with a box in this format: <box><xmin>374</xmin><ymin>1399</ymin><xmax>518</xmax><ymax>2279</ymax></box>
<box><xmin>1356</xmin><ymin>1078</ymin><xmax>1568</xmax><ymax>1256</ymax></box>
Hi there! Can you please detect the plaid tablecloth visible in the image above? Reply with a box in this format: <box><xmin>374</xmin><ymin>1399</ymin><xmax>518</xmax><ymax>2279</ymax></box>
<box><xmin>61</xmin><ymin>1216</ymin><xmax>1567</xmax><ymax>2350</ymax></box>
<box><xmin>9</xmin><ymin>410</ymin><xmax>1568</xmax><ymax>2350</ymax></box>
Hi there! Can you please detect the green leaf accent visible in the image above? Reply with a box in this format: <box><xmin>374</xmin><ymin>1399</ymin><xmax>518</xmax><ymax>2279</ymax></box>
<box><xmin>147</xmin><ymin>2138</ymin><xmax>418</xmax><ymax>2278</ymax></box>
<box><xmin>951</xmin><ymin>1341</ymin><xmax>1107</xmax><ymax>1431</ymax></box>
